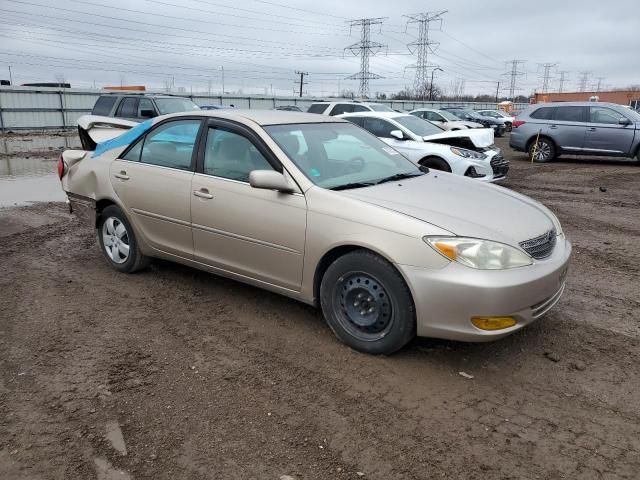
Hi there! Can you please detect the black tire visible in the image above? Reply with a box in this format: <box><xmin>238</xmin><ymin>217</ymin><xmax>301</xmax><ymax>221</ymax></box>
<box><xmin>528</xmin><ymin>137</ymin><xmax>556</xmax><ymax>163</ymax></box>
<box><xmin>97</xmin><ymin>205</ymin><xmax>149</xmax><ymax>273</ymax></box>
<box><xmin>320</xmin><ymin>250</ymin><xmax>416</xmax><ymax>355</ymax></box>
<box><xmin>420</xmin><ymin>156</ymin><xmax>451</xmax><ymax>173</ymax></box>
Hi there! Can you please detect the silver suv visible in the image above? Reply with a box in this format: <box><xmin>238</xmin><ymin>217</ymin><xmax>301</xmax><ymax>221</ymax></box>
<box><xmin>510</xmin><ymin>102</ymin><xmax>640</xmax><ymax>163</ymax></box>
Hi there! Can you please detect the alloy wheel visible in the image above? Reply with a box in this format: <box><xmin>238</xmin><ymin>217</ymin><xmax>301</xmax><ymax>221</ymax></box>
<box><xmin>102</xmin><ymin>216</ymin><xmax>130</xmax><ymax>264</ymax></box>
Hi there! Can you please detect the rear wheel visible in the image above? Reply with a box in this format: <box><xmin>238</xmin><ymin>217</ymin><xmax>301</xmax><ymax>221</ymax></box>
<box><xmin>320</xmin><ymin>250</ymin><xmax>416</xmax><ymax>355</ymax></box>
<box><xmin>420</xmin><ymin>156</ymin><xmax>451</xmax><ymax>172</ymax></box>
<box><xmin>529</xmin><ymin>137</ymin><xmax>556</xmax><ymax>162</ymax></box>
<box><xmin>97</xmin><ymin>205</ymin><xmax>149</xmax><ymax>273</ymax></box>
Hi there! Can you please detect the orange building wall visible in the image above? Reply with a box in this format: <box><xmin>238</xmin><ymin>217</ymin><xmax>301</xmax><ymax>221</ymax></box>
<box><xmin>533</xmin><ymin>90</ymin><xmax>640</xmax><ymax>105</ymax></box>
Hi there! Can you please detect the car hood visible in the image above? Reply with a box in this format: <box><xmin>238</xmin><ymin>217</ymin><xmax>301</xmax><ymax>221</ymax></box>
<box><xmin>342</xmin><ymin>173</ymin><xmax>554</xmax><ymax>246</ymax></box>
<box><xmin>423</xmin><ymin>128</ymin><xmax>494</xmax><ymax>148</ymax></box>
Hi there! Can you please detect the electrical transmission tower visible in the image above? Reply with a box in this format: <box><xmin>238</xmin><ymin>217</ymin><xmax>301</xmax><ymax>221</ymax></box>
<box><xmin>504</xmin><ymin>60</ymin><xmax>526</xmax><ymax>99</ymax></box>
<box><xmin>578</xmin><ymin>71</ymin><xmax>592</xmax><ymax>92</ymax></box>
<box><xmin>558</xmin><ymin>71</ymin><xmax>569</xmax><ymax>93</ymax></box>
<box><xmin>539</xmin><ymin>63</ymin><xmax>558</xmax><ymax>93</ymax></box>
<box><xmin>345</xmin><ymin>18</ymin><xmax>387</xmax><ymax>98</ymax></box>
<box><xmin>596</xmin><ymin>77</ymin><xmax>605</xmax><ymax>92</ymax></box>
<box><xmin>404</xmin><ymin>11</ymin><xmax>447</xmax><ymax>100</ymax></box>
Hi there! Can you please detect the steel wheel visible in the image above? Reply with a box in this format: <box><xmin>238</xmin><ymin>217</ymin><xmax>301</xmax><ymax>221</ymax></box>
<box><xmin>335</xmin><ymin>271</ymin><xmax>394</xmax><ymax>341</ymax></box>
<box><xmin>101</xmin><ymin>216</ymin><xmax>130</xmax><ymax>264</ymax></box>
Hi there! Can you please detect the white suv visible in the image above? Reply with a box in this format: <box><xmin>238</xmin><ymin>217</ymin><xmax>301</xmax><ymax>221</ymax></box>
<box><xmin>307</xmin><ymin>101</ymin><xmax>395</xmax><ymax>116</ymax></box>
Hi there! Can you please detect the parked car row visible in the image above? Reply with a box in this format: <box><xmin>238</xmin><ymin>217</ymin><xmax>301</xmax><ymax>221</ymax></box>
<box><xmin>61</xmin><ymin>102</ymin><xmax>570</xmax><ymax>355</ymax></box>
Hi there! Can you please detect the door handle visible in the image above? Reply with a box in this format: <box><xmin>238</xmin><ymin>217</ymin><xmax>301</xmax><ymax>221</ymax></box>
<box><xmin>193</xmin><ymin>189</ymin><xmax>214</xmax><ymax>199</ymax></box>
<box><xmin>588</xmin><ymin>127</ymin><xmax>597</xmax><ymax>132</ymax></box>
<box><xmin>114</xmin><ymin>171</ymin><xmax>130</xmax><ymax>180</ymax></box>
<box><xmin>549</xmin><ymin>125</ymin><xmax>558</xmax><ymax>129</ymax></box>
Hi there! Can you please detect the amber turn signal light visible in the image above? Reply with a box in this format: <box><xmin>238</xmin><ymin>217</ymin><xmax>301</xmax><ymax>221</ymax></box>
<box><xmin>471</xmin><ymin>316</ymin><xmax>517</xmax><ymax>331</ymax></box>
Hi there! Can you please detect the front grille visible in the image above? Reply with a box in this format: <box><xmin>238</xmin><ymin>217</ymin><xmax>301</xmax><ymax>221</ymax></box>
<box><xmin>519</xmin><ymin>229</ymin><xmax>557</xmax><ymax>259</ymax></box>
<box><xmin>490</xmin><ymin>155</ymin><xmax>509</xmax><ymax>177</ymax></box>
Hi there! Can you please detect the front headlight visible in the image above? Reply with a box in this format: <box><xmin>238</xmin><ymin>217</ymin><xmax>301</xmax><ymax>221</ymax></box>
<box><xmin>450</xmin><ymin>147</ymin><xmax>486</xmax><ymax>160</ymax></box>
<box><xmin>424</xmin><ymin>237</ymin><xmax>532</xmax><ymax>270</ymax></box>
<box><xmin>547</xmin><ymin>210</ymin><xmax>564</xmax><ymax>237</ymax></box>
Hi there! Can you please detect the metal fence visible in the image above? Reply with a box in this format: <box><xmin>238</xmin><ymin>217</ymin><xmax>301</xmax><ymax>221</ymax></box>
<box><xmin>0</xmin><ymin>86</ymin><xmax>529</xmax><ymax>131</ymax></box>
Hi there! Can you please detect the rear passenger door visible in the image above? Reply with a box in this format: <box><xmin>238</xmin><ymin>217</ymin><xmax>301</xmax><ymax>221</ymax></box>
<box><xmin>584</xmin><ymin>106</ymin><xmax>634</xmax><ymax>154</ymax></box>
<box><xmin>550</xmin><ymin>106</ymin><xmax>588</xmax><ymax>151</ymax></box>
<box><xmin>111</xmin><ymin>118</ymin><xmax>202</xmax><ymax>258</ymax></box>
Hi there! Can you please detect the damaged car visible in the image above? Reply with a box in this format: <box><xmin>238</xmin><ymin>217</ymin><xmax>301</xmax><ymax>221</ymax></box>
<box><xmin>58</xmin><ymin>110</ymin><xmax>570</xmax><ymax>355</ymax></box>
<box><xmin>340</xmin><ymin>111</ymin><xmax>509</xmax><ymax>181</ymax></box>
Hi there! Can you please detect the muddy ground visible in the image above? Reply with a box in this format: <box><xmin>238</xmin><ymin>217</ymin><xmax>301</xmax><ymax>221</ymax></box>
<box><xmin>1</xmin><ymin>135</ymin><xmax>639</xmax><ymax>479</ymax></box>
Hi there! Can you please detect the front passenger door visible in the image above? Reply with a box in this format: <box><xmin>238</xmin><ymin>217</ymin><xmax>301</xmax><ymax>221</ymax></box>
<box><xmin>191</xmin><ymin>122</ymin><xmax>307</xmax><ymax>290</ymax></box>
<box><xmin>584</xmin><ymin>106</ymin><xmax>634</xmax><ymax>154</ymax></box>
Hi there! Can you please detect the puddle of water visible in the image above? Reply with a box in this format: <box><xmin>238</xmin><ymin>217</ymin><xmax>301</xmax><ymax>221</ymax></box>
<box><xmin>0</xmin><ymin>133</ymin><xmax>81</xmax><ymax>155</ymax></box>
<box><xmin>0</xmin><ymin>156</ymin><xmax>67</xmax><ymax>207</ymax></box>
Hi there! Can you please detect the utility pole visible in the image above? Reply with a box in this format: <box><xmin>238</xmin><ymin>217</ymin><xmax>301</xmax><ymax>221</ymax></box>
<box><xmin>8</xmin><ymin>65</ymin><xmax>13</xmax><ymax>85</ymax></box>
<box><xmin>578</xmin><ymin>71</ymin><xmax>592</xmax><ymax>92</ymax></box>
<box><xmin>503</xmin><ymin>60</ymin><xmax>526</xmax><ymax>100</ymax></box>
<box><xmin>404</xmin><ymin>11</ymin><xmax>446</xmax><ymax>100</ymax></box>
<box><xmin>539</xmin><ymin>63</ymin><xmax>558</xmax><ymax>94</ymax></box>
<box><xmin>221</xmin><ymin>66</ymin><xmax>225</xmax><ymax>94</ymax></box>
<box><xmin>558</xmin><ymin>71</ymin><xmax>569</xmax><ymax>93</ymax></box>
<box><xmin>428</xmin><ymin>67</ymin><xmax>443</xmax><ymax>100</ymax></box>
<box><xmin>295</xmin><ymin>71</ymin><xmax>308</xmax><ymax>97</ymax></box>
<box><xmin>495</xmin><ymin>81</ymin><xmax>500</xmax><ymax>103</ymax></box>
<box><xmin>345</xmin><ymin>17</ymin><xmax>387</xmax><ymax>98</ymax></box>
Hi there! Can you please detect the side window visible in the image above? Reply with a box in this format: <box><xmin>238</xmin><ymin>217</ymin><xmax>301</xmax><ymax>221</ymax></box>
<box><xmin>92</xmin><ymin>96</ymin><xmax>117</xmax><ymax>116</ymax></box>
<box><xmin>554</xmin><ymin>106</ymin><xmax>586</xmax><ymax>122</ymax></box>
<box><xmin>139</xmin><ymin>98</ymin><xmax>155</xmax><ymax>118</ymax></box>
<box><xmin>352</xmin><ymin>105</ymin><xmax>370</xmax><ymax>112</ymax></box>
<box><xmin>362</xmin><ymin>118</ymin><xmax>396</xmax><ymax>138</ymax></box>
<box><xmin>140</xmin><ymin>120</ymin><xmax>201</xmax><ymax>170</ymax></box>
<box><xmin>530</xmin><ymin>107</ymin><xmax>554</xmax><ymax>120</ymax></box>
<box><xmin>424</xmin><ymin>111</ymin><xmax>440</xmax><ymax>121</ymax></box>
<box><xmin>116</xmin><ymin>97</ymin><xmax>140</xmax><ymax>118</ymax></box>
<box><xmin>122</xmin><ymin>138</ymin><xmax>143</xmax><ymax>162</ymax></box>
<box><xmin>342</xmin><ymin>116</ymin><xmax>365</xmax><ymax>127</ymax></box>
<box><xmin>590</xmin><ymin>106</ymin><xmax>624</xmax><ymax>125</ymax></box>
<box><xmin>329</xmin><ymin>104</ymin><xmax>354</xmax><ymax>116</ymax></box>
<box><xmin>204</xmin><ymin>128</ymin><xmax>273</xmax><ymax>182</ymax></box>
<box><xmin>307</xmin><ymin>104</ymin><xmax>328</xmax><ymax>114</ymax></box>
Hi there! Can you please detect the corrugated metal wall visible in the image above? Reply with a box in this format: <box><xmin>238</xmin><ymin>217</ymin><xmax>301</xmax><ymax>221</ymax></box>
<box><xmin>0</xmin><ymin>87</ymin><xmax>529</xmax><ymax>131</ymax></box>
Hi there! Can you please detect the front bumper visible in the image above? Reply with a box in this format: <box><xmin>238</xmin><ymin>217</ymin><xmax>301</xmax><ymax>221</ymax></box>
<box><xmin>398</xmin><ymin>235</ymin><xmax>571</xmax><ymax>342</ymax></box>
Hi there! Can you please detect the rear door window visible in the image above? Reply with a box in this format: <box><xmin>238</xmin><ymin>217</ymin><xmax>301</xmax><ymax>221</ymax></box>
<box><xmin>554</xmin><ymin>106</ymin><xmax>586</xmax><ymax>122</ymax></box>
<box><xmin>139</xmin><ymin>119</ymin><xmax>201</xmax><ymax>170</ymax></box>
<box><xmin>530</xmin><ymin>107</ymin><xmax>554</xmax><ymax>120</ymax></box>
<box><xmin>329</xmin><ymin>104</ymin><xmax>355</xmax><ymax>116</ymax></box>
<box><xmin>116</xmin><ymin>97</ymin><xmax>140</xmax><ymax>118</ymax></box>
<box><xmin>307</xmin><ymin>103</ymin><xmax>329</xmax><ymax>114</ymax></box>
<box><xmin>92</xmin><ymin>96</ymin><xmax>117</xmax><ymax>116</ymax></box>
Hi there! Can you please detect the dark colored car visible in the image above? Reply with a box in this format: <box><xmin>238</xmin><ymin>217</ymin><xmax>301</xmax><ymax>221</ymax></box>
<box><xmin>442</xmin><ymin>108</ymin><xmax>506</xmax><ymax>137</ymax></box>
<box><xmin>91</xmin><ymin>94</ymin><xmax>200</xmax><ymax>122</ymax></box>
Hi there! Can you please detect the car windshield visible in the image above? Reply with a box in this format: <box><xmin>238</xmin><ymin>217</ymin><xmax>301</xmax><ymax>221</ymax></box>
<box><xmin>368</xmin><ymin>104</ymin><xmax>394</xmax><ymax>112</ymax></box>
<box><xmin>625</xmin><ymin>108</ymin><xmax>640</xmax><ymax>122</ymax></box>
<box><xmin>154</xmin><ymin>98</ymin><xmax>201</xmax><ymax>115</ymax></box>
<box><xmin>438</xmin><ymin>110</ymin><xmax>461</xmax><ymax>121</ymax></box>
<box><xmin>265</xmin><ymin>123</ymin><xmax>423</xmax><ymax>190</ymax></box>
<box><xmin>393</xmin><ymin>115</ymin><xmax>444</xmax><ymax>136</ymax></box>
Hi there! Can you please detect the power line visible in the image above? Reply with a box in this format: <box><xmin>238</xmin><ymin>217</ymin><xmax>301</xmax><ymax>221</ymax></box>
<box><xmin>294</xmin><ymin>71</ymin><xmax>308</xmax><ymax>97</ymax></box>
<box><xmin>404</xmin><ymin>11</ymin><xmax>446</xmax><ymax>99</ymax></box>
<box><xmin>345</xmin><ymin>18</ymin><xmax>387</xmax><ymax>98</ymax></box>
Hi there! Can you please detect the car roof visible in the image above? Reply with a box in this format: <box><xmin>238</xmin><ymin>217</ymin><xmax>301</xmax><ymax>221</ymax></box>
<box><xmin>338</xmin><ymin>111</ymin><xmax>407</xmax><ymax>119</ymax></box>
<box><xmin>166</xmin><ymin>109</ymin><xmax>347</xmax><ymax>126</ymax></box>
<box><xmin>528</xmin><ymin>101</ymin><xmax>624</xmax><ymax>108</ymax></box>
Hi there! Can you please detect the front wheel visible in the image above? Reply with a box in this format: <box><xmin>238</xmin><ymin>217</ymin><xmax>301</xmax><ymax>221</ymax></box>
<box><xmin>320</xmin><ymin>251</ymin><xmax>416</xmax><ymax>355</ymax></box>
<box><xmin>97</xmin><ymin>205</ymin><xmax>149</xmax><ymax>273</ymax></box>
<box><xmin>529</xmin><ymin>137</ymin><xmax>556</xmax><ymax>162</ymax></box>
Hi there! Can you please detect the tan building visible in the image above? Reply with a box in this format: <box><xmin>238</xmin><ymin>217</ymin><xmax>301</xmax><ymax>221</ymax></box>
<box><xmin>533</xmin><ymin>90</ymin><xmax>640</xmax><ymax>107</ymax></box>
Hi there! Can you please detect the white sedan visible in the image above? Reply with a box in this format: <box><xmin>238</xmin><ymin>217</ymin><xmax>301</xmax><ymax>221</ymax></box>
<box><xmin>339</xmin><ymin>112</ymin><xmax>508</xmax><ymax>182</ymax></box>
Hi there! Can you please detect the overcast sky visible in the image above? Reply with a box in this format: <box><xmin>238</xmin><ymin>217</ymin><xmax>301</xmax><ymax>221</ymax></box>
<box><xmin>0</xmin><ymin>0</ymin><xmax>638</xmax><ymax>97</ymax></box>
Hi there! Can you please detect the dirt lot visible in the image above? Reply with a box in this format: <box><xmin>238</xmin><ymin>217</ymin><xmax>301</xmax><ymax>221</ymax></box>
<box><xmin>1</xmin><ymin>135</ymin><xmax>639</xmax><ymax>479</ymax></box>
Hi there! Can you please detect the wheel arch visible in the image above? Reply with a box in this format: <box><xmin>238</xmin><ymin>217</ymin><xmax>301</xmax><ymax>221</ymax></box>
<box><xmin>418</xmin><ymin>155</ymin><xmax>451</xmax><ymax>172</ymax></box>
<box><xmin>312</xmin><ymin>244</ymin><xmax>406</xmax><ymax>307</ymax></box>
<box><xmin>526</xmin><ymin>134</ymin><xmax>557</xmax><ymax>153</ymax></box>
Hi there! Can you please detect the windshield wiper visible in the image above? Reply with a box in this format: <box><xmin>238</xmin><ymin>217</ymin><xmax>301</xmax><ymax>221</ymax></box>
<box><xmin>374</xmin><ymin>171</ymin><xmax>424</xmax><ymax>185</ymax></box>
<box><xmin>330</xmin><ymin>181</ymin><xmax>376</xmax><ymax>191</ymax></box>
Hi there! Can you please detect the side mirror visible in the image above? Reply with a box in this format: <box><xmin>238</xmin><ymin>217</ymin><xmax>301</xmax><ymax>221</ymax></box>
<box><xmin>249</xmin><ymin>170</ymin><xmax>294</xmax><ymax>193</ymax></box>
<box><xmin>390</xmin><ymin>130</ymin><xmax>405</xmax><ymax>140</ymax></box>
<box><xmin>140</xmin><ymin>109</ymin><xmax>156</xmax><ymax>118</ymax></box>
<box><xmin>619</xmin><ymin>117</ymin><xmax>631</xmax><ymax>125</ymax></box>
